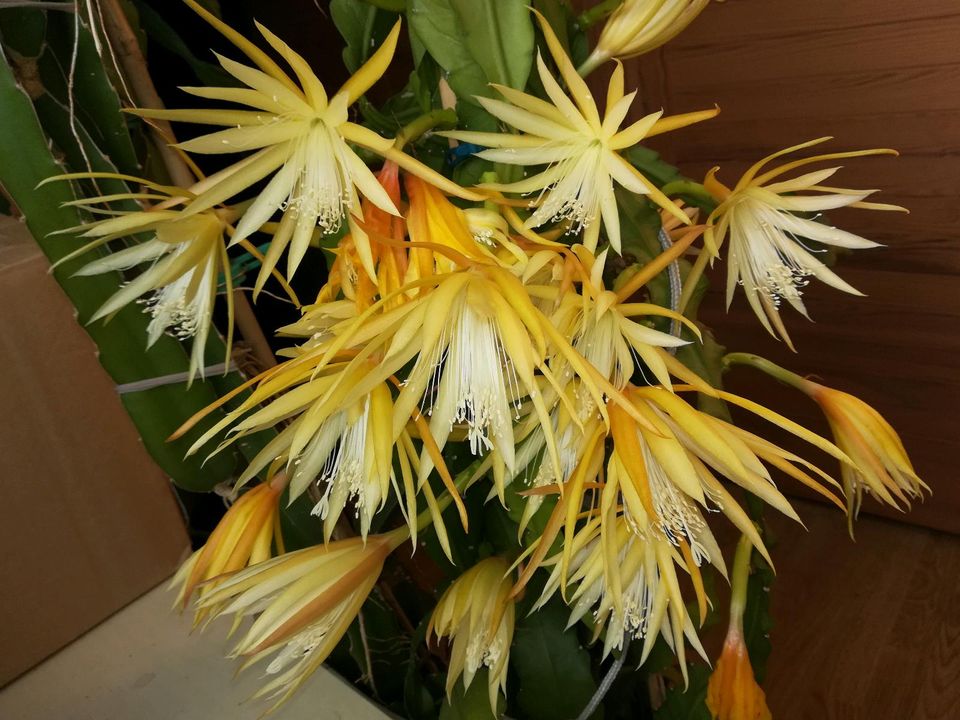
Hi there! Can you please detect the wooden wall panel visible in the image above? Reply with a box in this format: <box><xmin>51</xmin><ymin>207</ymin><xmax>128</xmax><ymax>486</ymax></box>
<box><xmin>621</xmin><ymin>0</ymin><xmax>960</xmax><ymax>532</ymax></box>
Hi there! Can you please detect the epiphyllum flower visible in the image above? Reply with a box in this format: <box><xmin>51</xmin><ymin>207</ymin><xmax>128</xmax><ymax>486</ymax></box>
<box><xmin>726</xmin><ymin>353</ymin><xmax>928</xmax><ymax>527</ymax></box>
<box><xmin>395</xmin><ymin>266</ymin><xmax>562</xmax><ymax>487</ymax></box>
<box><xmin>806</xmin><ymin>381</ymin><xmax>928</xmax><ymax>519</ymax></box>
<box><xmin>533</xmin><ymin>515</ymin><xmax>709</xmax><ymax>675</ymax></box>
<box><xmin>170</xmin><ymin>476</ymin><xmax>286</xmax><ymax>617</ymax></box>
<box><xmin>514</xmin><ymin>383</ymin><xmax>847</xmax><ymax>624</ymax></box>
<box><xmin>549</xmin><ymin>245</ymin><xmax>702</xmax><ymax>406</ymax></box>
<box><xmin>320</xmin><ymin>178</ymin><xmax>612</xmax><ymax>489</ymax></box>
<box><xmin>704</xmin><ymin>138</ymin><xmax>905</xmax><ymax>348</ymax></box>
<box><xmin>707</xmin><ymin>536</ymin><xmax>772</xmax><ymax>720</ymax></box>
<box><xmin>49</xmin><ymin>175</ymin><xmax>230</xmax><ymax>380</ymax></box>
<box><xmin>604</xmin><ymin>387</ymin><xmax>847</xmax><ymax>554</ymax></box>
<box><xmin>196</xmin><ymin>529</ymin><xmax>406</xmax><ymax>712</ymax></box>
<box><xmin>137</xmin><ymin>0</ymin><xmax>477</xmax><ymax>282</ymax></box>
<box><xmin>442</xmin><ymin>10</ymin><xmax>717</xmax><ymax>252</ymax></box>
<box><xmin>179</xmin><ymin>360</ymin><xmax>435</xmax><ymax>544</ymax></box>
<box><xmin>429</xmin><ymin>557</ymin><xmax>516</xmax><ymax>712</ymax></box>
<box><xmin>510</xmin><ymin>388</ymin><xmax>604</xmax><ymax>533</ymax></box>
<box><xmin>580</xmin><ymin>0</ymin><xmax>710</xmax><ymax>75</ymax></box>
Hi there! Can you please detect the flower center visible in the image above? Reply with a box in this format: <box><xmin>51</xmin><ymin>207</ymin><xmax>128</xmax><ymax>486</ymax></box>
<box><xmin>143</xmin><ymin>250</ymin><xmax>215</xmax><ymax>344</ymax></box>
<box><xmin>427</xmin><ymin>296</ymin><xmax>523</xmax><ymax>456</ymax></box>
<box><xmin>283</xmin><ymin>124</ymin><xmax>356</xmax><ymax>234</ymax></box>
<box><xmin>530</xmin><ymin>142</ymin><xmax>606</xmax><ymax>232</ymax></box>
<box><xmin>310</xmin><ymin>397</ymin><xmax>376</xmax><ymax>520</ymax></box>
<box><xmin>731</xmin><ymin>198</ymin><xmax>817</xmax><ymax>307</ymax></box>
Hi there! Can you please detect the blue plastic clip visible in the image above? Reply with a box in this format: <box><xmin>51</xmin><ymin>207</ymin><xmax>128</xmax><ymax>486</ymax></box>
<box><xmin>447</xmin><ymin>142</ymin><xmax>485</xmax><ymax>168</ymax></box>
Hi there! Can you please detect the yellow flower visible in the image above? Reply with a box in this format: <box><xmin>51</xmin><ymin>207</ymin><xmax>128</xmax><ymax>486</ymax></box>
<box><xmin>528</xmin><ymin>379</ymin><xmax>844</xmax><ymax>681</ymax></box>
<box><xmin>805</xmin><ymin>380</ymin><xmax>928</xmax><ymax>519</ymax></box>
<box><xmin>704</xmin><ymin>138</ymin><xmax>905</xmax><ymax>349</ymax></box>
<box><xmin>51</xmin><ymin>175</ymin><xmax>231</xmax><ymax>380</ymax></box>
<box><xmin>533</xmin><ymin>514</ymin><xmax>709</xmax><ymax>675</ymax></box>
<box><xmin>299</xmin><ymin>181</ymin><xmax>609</xmax><ymax>494</ymax></box>
<box><xmin>581</xmin><ymin>0</ymin><xmax>711</xmax><ymax>74</ymax></box>
<box><xmin>514</xmin><ymin>383</ymin><xmax>846</xmax><ymax>639</ymax></box>
<box><xmin>725</xmin><ymin>353</ymin><xmax>928</xmax><ymax>528</ymax></box>
<box><xmin>135</xmin><ymin>0</ymin><xmax>477</xmax><ymax>284</ymax></box>
<box><xmin>429</xmin><ymin>556</ymin><xmax>516</xmax><ymax>712</ymax></box>
<box><xmin>180</xmin><ymin>358</ymin><xmax>436</xmax><ymax>543</ymax></box>
<box><xmin>606</xmin><ymin>386</ymin><xmax>845</xmax><ymax>563</ymax></box>
<box><xmin>196</xmin><ymin>529</ymin><xmax>406</xmax><ymax>712</ymax></box>
<box><xmin>175</xmin><ymin>182</ymin><xmax>585</xmax><ymax>551</ymax></box>
<box><xmin>548</xmin><ymin>245</ymin><xmax>702</xmax><ymax>405</ymax></box>
<box><xmin>706</xmin><ymin>536</ymin><xmax>772</xmax><ymax>720</ymax></box>
<box><xmin>170</xmin><ymin>475</ymin><xmax>286</xmax><ymax>616</ymax></box>
<box><xmin>442</xmin><ymin>10</ymin><xmax>716</xmax><ymax>252</ymax></box>
<box><xmin>396</xmin><ymin>266</ymin><xmax>559</xmax><ymax>485</ymax></box>
<box><xmin>510</xmin><ymin>386</ymin><xmax>603</xmax><ymax>533</ymax></box>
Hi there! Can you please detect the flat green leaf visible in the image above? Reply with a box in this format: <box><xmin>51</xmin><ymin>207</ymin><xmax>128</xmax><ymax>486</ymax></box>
<box><xmin>625</xmin><ymin>146</ymin><xmax>684</xmax><ymax>189</ymax></box>
<box><xmin>331</xmin><ymin>0</ymin><xmax>397</xmax><ymax>74</ymax></box>
<box><xmin>421</xmin><ymin>476</ymin><xmax>489</xmax><ymax>577</ymax></box>
<box><xmin>440</xmin><ymin>667</ymin><xmax>500</xmax><ymax>720</ymax></box>
<box><xmin>512</xmin><ymin>599</ymin><xmax>598</xmax><ymax>720</ymax></box>
<box><xmin>654</xmin><ymin>663</ymin><xmax>711</xmax><ymax>720</ymax></box>
<box><xmin>675</xmin><ymin>326</ymin><xmax>731</xmax><ymax>421</ymax></box>
<box><xmin>614</xmin><ymin>185</ymin><xmax>663</xmax><ymax>263</ymax></box>
<box><xmin>0</xmin><ymin>45</ymin><xmax>236</xmax><ymax>491</ymax></box>
<box><xmin>408</xmin><ymin>0</ymin><xmax>495</xmax><ymax>130</ymax></box>
<box><xmin>278</xmin><ymin>489</ymin><xmax>325</xmax><ymax>551</ymax></box>
<box><xmin>36</xmin><ymin>11</ymin><xmax>140</xmax><ymax>175</ymax></box>
<box><xmin>404</xmin><ymin>618</ymin><xmax>442</xmax><ymax>720</ymax></box>
<box><xmin>743</xmin><ymin>548</ymin><xmax>774</xmax><ymax>682</ymax></box>
<box><xmin>449</xmin><ymin>0</ymin><xmax>534</xmax><ymax>91</ymax></box>
<box><xmin>345</xmin><ymin>592</ymin><xmax>409</xmax><ymax>701</ymax></box>
<box><xmin>602</xmin><ymin>665</ymin><xmax>656</xmax><ymax>720</ymax></box>
<box><xmin>0</xmin><ymin>7</ymin><xmax>46</xmax><ymax>56</ymax></box>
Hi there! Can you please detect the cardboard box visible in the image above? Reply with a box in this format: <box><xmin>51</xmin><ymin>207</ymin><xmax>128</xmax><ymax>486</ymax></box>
<box><xmin>0</xmin><ymin>216</ymin><xmax>190</xmax><ymax>686</ymax></box>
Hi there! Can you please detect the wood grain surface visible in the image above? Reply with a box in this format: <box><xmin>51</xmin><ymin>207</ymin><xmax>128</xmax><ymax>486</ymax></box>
<box><xmin>618</xmin><ymin>0</ymin><xmax>960</xmax><ymax>532</ymax></box>
<box><xmin>761</xmin><ymin>498</ymin><xmax>960</xmax><ymax>720</ymax></box>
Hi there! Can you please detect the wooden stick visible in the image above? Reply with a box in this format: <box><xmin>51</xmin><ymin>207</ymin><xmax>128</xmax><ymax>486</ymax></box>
<box><xmin>97</xmin><ymin>0</ymin><xmax>276</xmax><ymax>370</ymax></box>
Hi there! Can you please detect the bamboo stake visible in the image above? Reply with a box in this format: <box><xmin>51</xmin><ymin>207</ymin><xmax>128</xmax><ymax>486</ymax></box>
<box><xmin>98</xmin><ymin>0</ymin><xmax>277</xmax><ymax>370</ymax></box>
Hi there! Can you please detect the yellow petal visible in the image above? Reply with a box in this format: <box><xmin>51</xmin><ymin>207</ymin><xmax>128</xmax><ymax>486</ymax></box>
<box><xmin>532</xmin><ymin>9</ymin><xmax>601</xmax><ymax>130</ymax></box>
<box><xmin>336</xmin><ymin>20</ymin><xmax>401</xmax><ymax>106</ymax></box>
<box><xmin>183</xmin><ymin>0</ymin><xmax>298</xmax><ymax>92</ymax></box>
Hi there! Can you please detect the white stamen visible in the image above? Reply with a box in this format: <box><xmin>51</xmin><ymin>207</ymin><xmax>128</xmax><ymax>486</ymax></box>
<box><xmin>310</xmin><ymin>397</ymin><xmax>377</xmax><ymax>521</ymax></box>
<box><xmin>431</xmin><ymin>299</ymin><xmax>522</xmax><ymax>456</ymax></box>
<box><xmin>529</xmin><ymin>142</ymin><xmax>605</xmax><ymax>232</ymax></box>
<box><xmin>283</xmin><ymin>124</ymin><xmax>357</xmax><ymax>234</ymax></box>
<box><xmin>143</xmin><ymin>250</ymin><xmax>215</xmax><ymax>344</ymax></box>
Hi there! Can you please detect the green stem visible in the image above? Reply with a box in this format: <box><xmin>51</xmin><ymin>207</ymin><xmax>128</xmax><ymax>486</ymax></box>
<box><xmin>361</xmin><ymin>0</ymin><xmax>406</xmax><ymax>11</ymax></box>
<box><xmin>677</xmin><ymin>247</ymin><xmax>710</xmax><ymax>316</ymax></box>
<box><xmin>480</xmin><ymin>171</ymin><xmax>501</xmax><ymax>212</ymax></box>
<box><xmin>728</xmin><ymin>534</ymin><xmax>753</xmax><ymax>633</ymax></box>
<box><xmin>723</xmin><ymin>352</ymin><xmax>809</xmax><ymax>391</ymax></box>
<box><xmin>661</xmin><ymin>179</ymin><xmax>718</xmax><ymax>212</ymax></box>
<box><xmin>577</xmin><ymin>0</ymin><xmax>622</xmax><ymax>30</ymax></box>
<box><xmin>412</xmin><ymin>459</ymin><xmax>485</xmax><ymax>534</ymax></box>
<box><xmin>577</xmin><ymin>51</ymin><xmax>607</xmax><ymax>78</ymax></box>
<box><xmin>393</xmin><ymin>108</ymin><xmax>459</xmax><ymax>150</ymax></box>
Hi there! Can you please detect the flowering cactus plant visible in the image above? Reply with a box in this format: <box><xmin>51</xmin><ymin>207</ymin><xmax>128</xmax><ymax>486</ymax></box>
<box><xmin>0</xmin><ymin>1</ymin><xmax>925</xmax><ymax>718</ymax></box>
